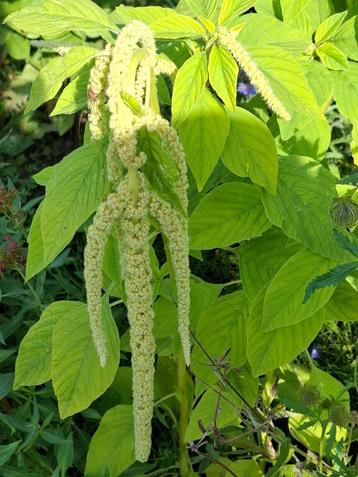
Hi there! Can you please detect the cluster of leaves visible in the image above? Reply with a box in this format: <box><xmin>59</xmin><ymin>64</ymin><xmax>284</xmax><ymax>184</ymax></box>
<box><xmin>1</xmin><ymin>0</ymin><xmax>358</xmax><ymax>476</ymax></box>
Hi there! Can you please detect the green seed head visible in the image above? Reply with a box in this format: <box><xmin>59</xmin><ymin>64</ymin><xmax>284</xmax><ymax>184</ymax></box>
<box><xmin>328</xmin><ymin>405</ymin><xmax>351</xmax><ymax>427</ymax></box>
<box><xmin>330</xmin><ymin>197</ymin><xmax>358</xmax><ymax>227</ymax></box>
<box><xmin>299</xmin><ymin>384</ymin><xmax>321</xmax><ymax>406</ymax></box>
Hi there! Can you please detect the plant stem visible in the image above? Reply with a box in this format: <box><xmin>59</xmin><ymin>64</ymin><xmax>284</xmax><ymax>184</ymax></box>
<box><xmin>177</xmin><ymin>350</ymin><xmax>190</xmax><ymax>477</ymax></box>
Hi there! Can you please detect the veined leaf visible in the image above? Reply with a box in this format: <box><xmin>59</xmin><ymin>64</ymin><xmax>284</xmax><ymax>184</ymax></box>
<box><xmin>323</xmin><ymin>281</ymin><xmax>358</xmax><ymax>322</ymax></box>
<box><xmin>304</xmin><ymin>261</ymin><xmax>358</xmax><ymax>303</ymax></box>
<box><xmin>261</xmin><ymin>155</ymin><xmax>350</xmax><ymax>262</ymax></box>
<box><xmin>222</xmin><ymin>107</ymin><xmax>278</xmax><ymax>193</ymax></box>
<box><xmin>315</xmin><ymin>11</ymin><xmax>347</xmax><ymax>44</ymax></box>
<box><xmin>239</xmin><ymin>230</ymin><xmax>303</xmax><ymax>302</ymax></box>
<box><xmin>85</xmin><ymin>405</ymin><xmax>135</xmax><ymax>477</ymax></box>
<box><xmin>248</xmin><ymin>288</ymin><xmax>323</xmax><ymax>377</ymax></box>
<box><xmin>316</xmin><ymin>42</ymin><xmax>348</xmax><ymax>70</ymax></box>
<box><xmin>51</xmin><ymin>66</ymin><xmax>91</xmax><ymax>116</ymax></box>
<box><xmin>5</xmin><ymin>0</ymin><xmax>118</xmax><ymax>40</ymax></box>
<box><xmin>263</xmin><ymin>248</ymin><xmax>337</xmax><ymax>331</ymax></box>
<box><xmin>189</xmin><ymin>182</ymin><xmax>271</xmax><ymax>249</ymax></box>
<box><xmin>40</xmin><ymin>142</ymin><xmax>106</xmax><ymax>268</ymax></box>
<box><xmin>172</xmin><ymin>52</ymin><xmax>208</xmax><ymax>128</ymax></box>
<box><xmin>208</xmin><ymin>45</ymin><xmax>238</xmax><ymax>112</ymax></box>
<box><xmin>151</xmin><ymin>14</ymin><xmax>206</xmax><ymax>39</ymax></box>
<box><xmin>333</xmin><ymin>62</ymin><xmax>358</xmax><ymax>123</ymax></box>
<box><xmin>334</xmin><ymin>228</ymin><xmax>358</xmax><ymax>259</ymax></box>
<box><xmin>183</xmin><ymin>0</ymin><xmax>220</xmax><ymax>20</ymax></box>
<box><xmin>191</xmin><ymin>291</ymin><xmax>249</xmax><ymax>386</ymax></box>
<box><xmin>280</xmin><ymin>0</ymin><xmax>333</xmax><ymax>37</ymax></box>
<box><xmin>14</xmin><ymin>302</ymin><xmax>81</xmax><ymax>388</ymax></box>
<box><xmin>111</xmin><ymin>5</ymin><xmax>177</xmax><ymax>25</ymax></box>
<box><xmin>219</xmin><ymin>0</ymin><xmax>256</xmax><ymax>24</ymax></box>
<box><xmin>332</xmin><ymin>15</ymin><xmax>358</xmax><ymax>61</ymax></box>
<box><xmin>178</xmin><ymin>89</ymin><xmax>230</xmax><ymax>191</ymax></box>
<box><xmin>52</xmin><ymin>300</ymin><xmax>119</xmax><ymax>418</ymax></box>
<box><xmin>26</xmin><ymin>46</ymin><xmax>96</xmax><ymax>113</ymax></box>
<box><xmin>26</xmin><ymin>202</ymin><xmax>45</xmax><ymax>281</ymax></box>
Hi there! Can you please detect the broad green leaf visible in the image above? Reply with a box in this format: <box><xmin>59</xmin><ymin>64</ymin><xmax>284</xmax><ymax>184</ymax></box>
<box><xmin>316</xmin><ymin>42</ymin><xmax>348</xmax><ymax>70</ymax></box>
<box><xmin>151</xmin><ymin>14</ymin><xmax>206</xmax><ymax>39</ymax></box>
<box><xmin>315</xmin><ymin>11</ymin><xmax>347</xmax><ymax>44</ymax></box>
<box><xmin>51</xmin><ymin>66</ymin><xmax>90</xmax><ymax>116</ymax></box>
<box><xmin>248</xmin><ymin>288</ymin><xmax>323</xmax><ymax>377</ymax></box>
<box><xmin>236</xmin><ymin>13</ymin><xmax>311</xmax><ymax>54</ymax></box>
<box><xmin>103</xmin><ymin>234</ymin><xmax>124</xmax><ymax>299</ymax></box>
<box><xmin>26</xmin><ymin>202</ymin><xmax>45</xmax><ymax>281</ymax></box>
<box><xmin>111</xmin><ymin>5</ymin><xmax>177</xmax><ymax>25</ymax></box>
<box><xmin>255</xmin><ymin>0</ymin><xmax>282</xmax><ymax>18</ymax></box>
<box><xmin>263</xmin><ymin>249</ymin><xmax>337</xmax><ymax>331</ymax></box>
<box><xmin>153</xmin><ymin>297</ymin><xmax>180</xmax><ymax>356</ymax></box>
<box><xmin>332</xmin><ymin>15</ymin><xmax>358</xmax><ymax>61</ymax></box>
<box><xmin>52</xmin><ymin>300</ymin><xmax>119</xmax><ymax>418</ymax></box>
<box><xmin>5</xmin><ymin>0</ymin><xmax>118</xmax><ymax>40</ymax></box>
<box><xmin>323</xmin><ymin>281</ymin><xmax>358</xmax><ymax>322</ymax></box>
<box><xmin>261</xmin><ymin>155</ymin><xmax>349</xmax><ymax>262</ymax></box>
<box><xmin>226</xmin><ymin>460</ymin><xmax>264</xmax><ymax>477</ymax></box>
<box><xmin>172</xmin><ymin>52</ymin><xmax>208</xmax><ymax>127</ymax></box>
<box><xmin>239</xmin><ymin>230</ymin><xmax>303</xmax><ymax>301</ymax></box>
<box><xmin>333</xmin><ymin>62</ymin><xmax>358</xmax><ymax>123</ymax></box>
<box><xmin>353</xmin><ymin>121</ymin><xmax>358</xmax><ymax>164</ymax></box>
<box><xmin>208</xmin><ymin>45</ymin><xmax>238</xmax><ymax>112</ymax></box>
<box><xmin>244</xmin><ymin>46</ymin><xmax>322</xmax><ymax>118</ymax></box>
<box><xmin>222</xmin><ymin>107</ymin><xmax>277</xmax><ymax>193</ymax></box>
<box><xmin>26</xmin><ymin>46</ymin><xmax>96</xmax><ymax>113</ymax></box>
<box><xmin>192</xmin><ymin>291</ymin><xmax>249</xmax><ymax>386</ymax></box>
<box><xmin>40</xmin><ymin>142</ymin><xmax>106</xmax><ymax>267</ymax></box>
<box><xmin>4</xmin><ymin>30</ymin><xmax>30</xmax><ymax>60</ymax></box>
<box><xmin>14</xmin><ymin>302</ymin><xmax>80</xmax><ymax>388</ymax></box>
<box><xmin>280</xmin><ymin>0</ymin><xmax>334</xmax><ymax>37</ymax></box>
<box><xmin>219</xmin><ymin>0</ymin><xmax>256</xmax><ymax>24</ymax></box>
<box><xmin>85</xmin><ymin>405</ymin><xmax>135</xmax><ymax>477</ymax></box>
<box><xmin>185</xmin><ymin>388</ymin><xmax>239</xmax><ymax>442</ymax></box>
<box><xmin>189</xmin><ymin>182</ymin><xmax>271</xmax><ymax>249</ymax></box>
<box><xmin>183</xmin><ymin>0</ymin><xmax>220</xmax><ymax>20</ymax></box>
<box><xmin>33</xmin><ymin>165</ymin><xmax>57</xmax><ymax>186</ymax></box>
<box><xmin>179</xmin><ymin>89</ymin><xmax>230</xmax><ymax>191</ymax></box>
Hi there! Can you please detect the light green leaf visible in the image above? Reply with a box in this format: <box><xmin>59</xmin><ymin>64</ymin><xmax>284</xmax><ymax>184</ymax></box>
<box><xmin>222</xmin><ymin>107</ymin><xmax>277</xmax><ymax>193</ymax></box>
<box><xmin>185</xmin><ymin>388</ymin><xmax>239</xmax><ymax>442</ymax></box>
<box><xmin>332</xmin><ymin>15</ymin><xmax>358</xmax><ymax>61</ymax></box>
<box><xmin>183</xmin><ymin>0</ymin><xmax>220</xmax><ymax>20</ymax></box>
<box><xmin>111</xmin><ymin>5</ymin><xmax>177</xmax><ymax>25</ymax></box>
<box><xmin>52</xmin><ymin>300</ymin><xmax>119</xmax><ymax>418</ymax></box>
<box><xmin>315</xmin><ymin>11</ymin><xmax>347</xmax><ymax>44</ymax></box>
<box><xmin>179</xmin><ymin>89</ymin><xmax>230</xmax><ymax>191</ymax></box>
<box><xmin>226</xmin><ymin>460</ymin><xmax>264</xmax><ymax>477</ymax></box>
<box><xmin>248</xmin><ymin>288</ymin><xmax>323</xmax><ymax>376</ymax></box>
<box><xmin>263</xmin><ymin>249</ymin><xmax>337</xmax><ymax>331</ymax></box>
<box><xmin>208</xmin><ymin>45</ymin><xmax>238</xmax><ymax>112</ymax></box>
<box><xmin>323</xmin><ymin>281</ymin><xmax>358</xmax><ymax>322</ymax></box>
<box><xmin>261</xmin><ymin>155</ymin><xmax>349</xmax><ymax>262</ymax></box>
<box><xmin>236</xmin><ymin>13</ymin><xmax>311</xmax><ymax>55</ymax></box>
<box><xmin>40</xmin><ymin>142</ymin><xmax>106</xmax><ymax>267</ymax></box>
<box><xmin>192</xmin><ymin>291</ymin><xmax>249</xmax><ymax>386</ymax></box>
<box><xmin>280</xmin><ymin>0</ymin><xmax>334</xmax><ymax>37</ymax></box>
<box><xmin>14</xmin><ymin>301</ymin><xmax>81</xmax><ymax>388</ymax></box>
<box><xmin>151</xmin><ymin>14</ymin><xmax>206</xmax><ymax>39</ymax></box>
<box><xmin>172</xmin><ymin>52</ymin><xmax>208</xmax><ymax>128</ymax></box>
<box><xmin>103</xmin><ymin>234</ymin><xmax>124</xmax><ymax>299</ymax></box>
<box><xmin>4</xmin><ymin>30</ymin><xmax>30</xmax><ymax>60</ymax></box>
<box><xmin>85</xmin><ymin>405</ymin><xmax>135</xmax><ymax>477</ymax></box>
<box><xmin>189</xmin><ymin>182</ymin><xmax>271</xmax><ymax>250</ymax></box>
<box><xmin>26</xmin><ymin>46</ymin><xmax>96</xmax><ymax>112</ymax></box>
<box><xmin>33</xmin><ymin>165</ymin><xmax>57</xmax><ymax>186</ymax></box>
<box><xmin>316</xmin><ymin>42</ymin><xmax>348</xmax><ymax>70</ymax></box>
<box><xmin>333</xmin><ymin>61</ymin><xmax>358</xmax><ymax>123</ymax></box>
<box><xmin>51</xmin><ymin>66</ymin><xmax>90</xmax><ymax>116</ymax></box>
<box><xmin>219</xmin><ymin>0</ymin><xmax>256</xmax><ymax>24</ymax></box>
<box><xmin>239</xmin><ymin>230</ymin><xmax>303</xmax><ymax>302</ymax></box>
<box><xmin>26</xmin><ymin>202</ymin><xmax>45</xmax><ymax>281</ymax></box>
<box><xmin>5</xmin><ymin>0</ymin><xmax>118</xmax><ymax>39</ymax></box>
<box><xmin>244</xmin><ymin>46</ymin><xmax>322</xmax><ymax>118</ymax></box>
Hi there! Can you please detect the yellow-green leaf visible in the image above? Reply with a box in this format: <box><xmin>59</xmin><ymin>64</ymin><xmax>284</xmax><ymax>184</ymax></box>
<box><xmin>219</xmin><ymin>0</ymin><xmax>256</xmax><ymax>24</ymax></box>
<box><xmin>315</xmin><ymin>11</ymin><xmax>347</xmax><ymax>44</ymax></box>
<box><xmin>151</xmin><ymin>14</ymin><xmax>206</xmax><ymax>39</ymax></box>
<box><xmin>51</xmin><ymin>66</ymin><xmax>91</xmax><ymax>116</ymax></box>
<box><xmin>316</xmin><ymin>42</ymin><xmax>348</xmax><ymax>70</ymax></box>
<box><xmin>208</xmin><ymin>45</ymin><xmax>238</xmax><ymax>111</ymax></box>
<box><xmin>323</xmin><ymin>281</ymin><xmax>358</xmax><ymax>322</ymax></box>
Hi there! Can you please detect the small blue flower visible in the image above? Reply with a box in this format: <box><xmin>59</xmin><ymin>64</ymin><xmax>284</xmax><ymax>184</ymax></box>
<box><xmin>237</xmin><ymin>82</ymin><xmax>256</xmax><ymax>97</ymax></box>
<box><xmin>310</xmin><ymin>346</ymin><xmax>319</xmax><ymax>359</ymax></box>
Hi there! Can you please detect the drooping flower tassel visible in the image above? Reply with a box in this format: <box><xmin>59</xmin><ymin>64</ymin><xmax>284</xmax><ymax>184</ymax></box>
<box><xmin>218</xmin><ymin>27</ymin><xmax>291</xmax><ymax>121</ymax></box>
<box><xmin>121</xmin><ymin>174</ymin><xmax>155</xmax><ymax>462</ymax></box>
<box><xmin>84</xmin><ymin>186</ymin><xmax>128</xmax><ymax>367</ymax></box>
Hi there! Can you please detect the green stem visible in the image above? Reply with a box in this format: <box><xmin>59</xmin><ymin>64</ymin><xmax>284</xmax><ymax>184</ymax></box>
<box><xmin>177</xmin><ymin>350</ymin><xmax>190</xmax><ymax>477</ymax></box>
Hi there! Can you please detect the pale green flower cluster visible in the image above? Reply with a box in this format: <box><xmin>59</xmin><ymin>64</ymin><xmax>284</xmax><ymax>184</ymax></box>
<box><xmin>218</xmin><ymin>27</ymin><xmax>292</xmax><ymax>121</ymax></box>
<box><xmin>84</xmin><ymin>21</ymin><xmax>190</xmax><ymax>462</ymax></box>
